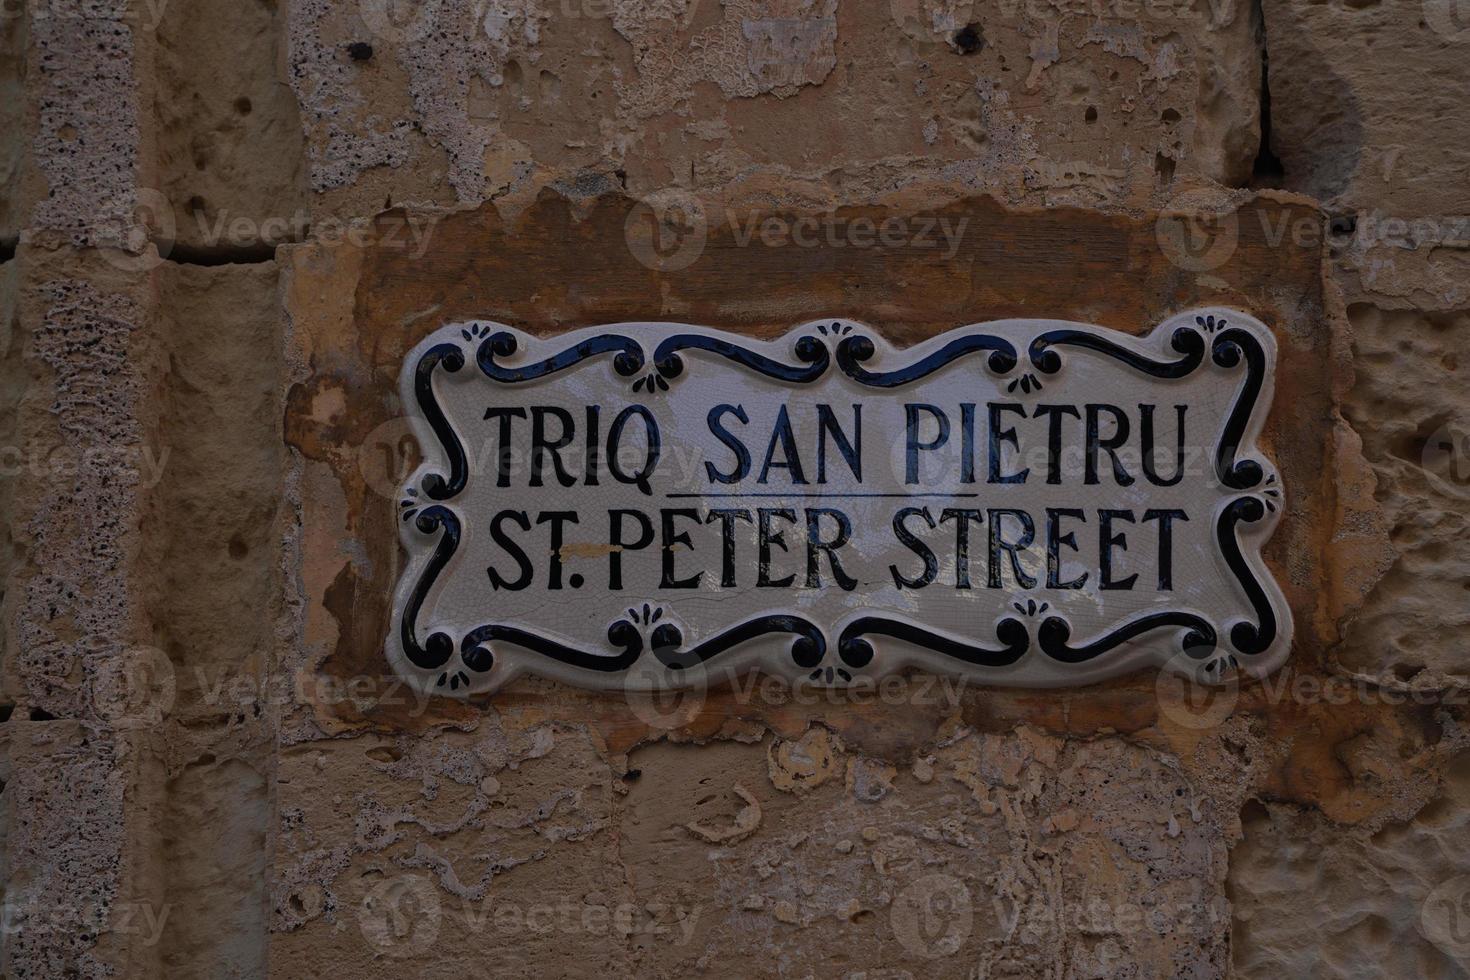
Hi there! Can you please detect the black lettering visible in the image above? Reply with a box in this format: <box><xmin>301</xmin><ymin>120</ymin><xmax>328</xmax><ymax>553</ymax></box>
<box><xmin>705</xmin><ymin>508</ymin><xmax>753</xmax><ymax>587</ymax></box>
<box><xmin>607</xmin><ymin>406</ymin><xmax>660</xmax><ymax>495</ymax></box>
<box><xmin>608</xmin><ymin>509</ymin><xmax>655</xmax><ymax>590</ymax></box>
<box><xmin>816</xmin><ymin>404</ymin><xmax>862</xmax><ymax>483</ymax></box>
<box><xmin>988</xmin><ymin>403</ymin><xmax>1030</xmax><ymax>484</ymax></box>
<box><xmin>757</xmin><ymin>508</ymin><xmax>798</xmax><ymax>587</ymax></box>
<box><xmin>939</xmin><ymin>508</ymin><xmax>983</xmax><ymax>588</ymax></box>
<box><xmin>530</xmin><ymin>407</ymin><xmax>577</xmax><ymax>488</ymax></box>
<box><xmin>535</xmin><ymin>511</ymin><xmax>579</xmax><ymax>589</ymax></box>
<box><xmin>1045</xmin><ymin>507</ymin><xmax>1088</xmax><ymax>589</ymax></box>
<box><xmin>890</xmin><ymin>507</ymin><xmax>938</xmax><ymax>588</ymax></box>
<box><xmin>660</xmin><ymin>508</ymin><xmax>703</xmax><ymax>589</ymax></box>
<box><xmin>1140</xmin><ymin>404</ymin><xmax>1187</xmax><ymax>487</ymax></box>
<box><xmin>705</xmin><ymin>404</ymin><xmax>750</xmax><ymax>484</ymax></box>
<box><xmin>1098</xmin><ymin>508</ymin><xmax>1139</xmax><ymax>590</ymax></box>
<box><xmin>986</xmin><ymin>508</ymin><xmax>1036</xmax><ymax>589</ymax></box>
<box><xmin>806</xmin><ymin>508</ymin><xmax>857</xmax><ymax>590</ymax></box>
<box><xmin>1085</xmin><ymin>404</ymin><xmax>1135</xmax><ymax>486</ymax></box>
<box><xmin>488</xmin><ymin>509</ymin><xmax>532</xmax><ymax>590</ymax></box>
<box><xmin>960</xmin><ymin>403</ymin><xmax>977</xmax><ymax>483</ymax></box>
<box><xmin>1033</xmin><ymin>404</ymin><xmax>1081</xmax><ymax>485</ymax></box>
<box><xmin>483</xmin><ymin>407</ymin><xmax>527</xmax><ymax>488</ymax></box>
<box><xmin>1142</xmin><ymin>508</ymin><xmax>1188</xmax><ymax>590</ymax></box>
<box><xmin>905</xmin><ymin>404</ymin><xmax>950</xmax><ymax>484</ymax></box>
<box><xmin>758</xmin><ymin>405</ymin><xmax>808</xmax><ymax>484</ymax></box>
<box><xmin>584</xmin><ymin>405</ymin><xmax>601</xmax><ymax>485</ymax></box>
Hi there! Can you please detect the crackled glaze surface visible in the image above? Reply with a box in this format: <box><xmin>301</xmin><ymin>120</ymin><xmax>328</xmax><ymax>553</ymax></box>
<box><xmin>391</xmin><ymin>311</ymin><xmax>1289</xmax><ymax>694</ymax></box>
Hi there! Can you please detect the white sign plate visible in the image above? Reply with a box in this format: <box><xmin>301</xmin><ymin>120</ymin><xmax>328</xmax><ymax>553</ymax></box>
<box><xmin>388</xmin><ymin>309</ymin><xmax>1290</xmax><ymax>695</ymax></box>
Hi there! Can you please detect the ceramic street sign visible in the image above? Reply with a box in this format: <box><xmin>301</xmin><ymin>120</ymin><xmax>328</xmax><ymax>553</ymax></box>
<box><xmin>388</xmin><ymin>309</ymin><xmax>1291</xmax><ymax>695</ymax></box>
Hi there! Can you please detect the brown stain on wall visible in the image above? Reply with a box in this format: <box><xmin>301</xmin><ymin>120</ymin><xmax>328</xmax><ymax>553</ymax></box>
<box><xmin>283</xmin><ymin>188</ymin><xmax>1405</xmax><ymax>821</ymax></box>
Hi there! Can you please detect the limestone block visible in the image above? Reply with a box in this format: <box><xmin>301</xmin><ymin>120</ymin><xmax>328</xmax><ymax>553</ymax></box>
<box><xmin>2</xmin><ymin>247</ymin><xmax>165</xmax><ymax>720</ymax></box>
<box><xmin>20</xmin><ymin>0</ymin><xmax>156</xmax><ymax>252</ymax></box>
<box><xmin>268</xmin><ymin>720</ymin><xmax>628</xmax><ymax>977</ymax></box>
<box><xmin>1340</xmin><ymin>303</ymin><xmax>1470</xmax><ymax>685</ymax></box>
<box><xmin>0</xmin><ymin>720</ymin><xmax>166</xmax><ymax>979</ymax></box>
<box><xmin>1262</xmin><ymin>0</ymin><xmax>1470</xmax><ymax>214</ymax></box>
<box><xmin>152</xmin><ymin>262</ymin><xmax>287</xmax><ymax>718</ymax></box>
<box><xmin>153</xmin><ymin>0</ymin><xmax>307</xmax><ymax>254</ymax></box>
<box><xmin>283</xmin><ymin>0</ymin><xmax>1264</xmax><ymax>220</ymax></box>
<box><xmin>1231</xmin><ymin>754</ymin><xmax>1470</xmax><ymax>977</ymax></box>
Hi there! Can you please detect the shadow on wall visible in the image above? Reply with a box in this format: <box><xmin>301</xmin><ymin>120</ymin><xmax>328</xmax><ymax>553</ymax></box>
<box><xmin>1259</xmin><ymin>0</ymin><xmax>1364</xmax><ymax>204</ymax></box>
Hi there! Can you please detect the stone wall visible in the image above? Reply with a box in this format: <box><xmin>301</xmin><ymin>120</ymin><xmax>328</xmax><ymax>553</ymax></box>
<box><xmin>2</xmin><ymin>0</ymin><xmax>1468</xmax><ymax>977</ymax></box>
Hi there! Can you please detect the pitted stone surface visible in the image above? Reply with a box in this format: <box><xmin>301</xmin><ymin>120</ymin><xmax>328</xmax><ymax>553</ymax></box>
<box><xmin>26</xmin><ymin>5</ymin><xmax>144</xmax><ymax>249</ymax></box>
<box><xmin>5</xmin><ymin>0</ymin><xmax>1470</xmax><ymax>976</ymax></box>
<box><xmin>14</xmin><ymin>272</ymin><xmax>149</xmax><ymax>719</ymax></box>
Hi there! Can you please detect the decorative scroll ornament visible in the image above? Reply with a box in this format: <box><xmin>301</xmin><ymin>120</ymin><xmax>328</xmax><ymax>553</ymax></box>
<box><xmin>387</xmin><ymin>310</ymin><xmax>1291</xmax><ymax>695</ymax></box>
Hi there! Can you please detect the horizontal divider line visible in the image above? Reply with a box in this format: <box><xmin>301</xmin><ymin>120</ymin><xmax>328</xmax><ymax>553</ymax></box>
<box><xmin>664</xmin><ymin>492</ymin><xmax>981</xmax><ymax>499</ymax></box>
